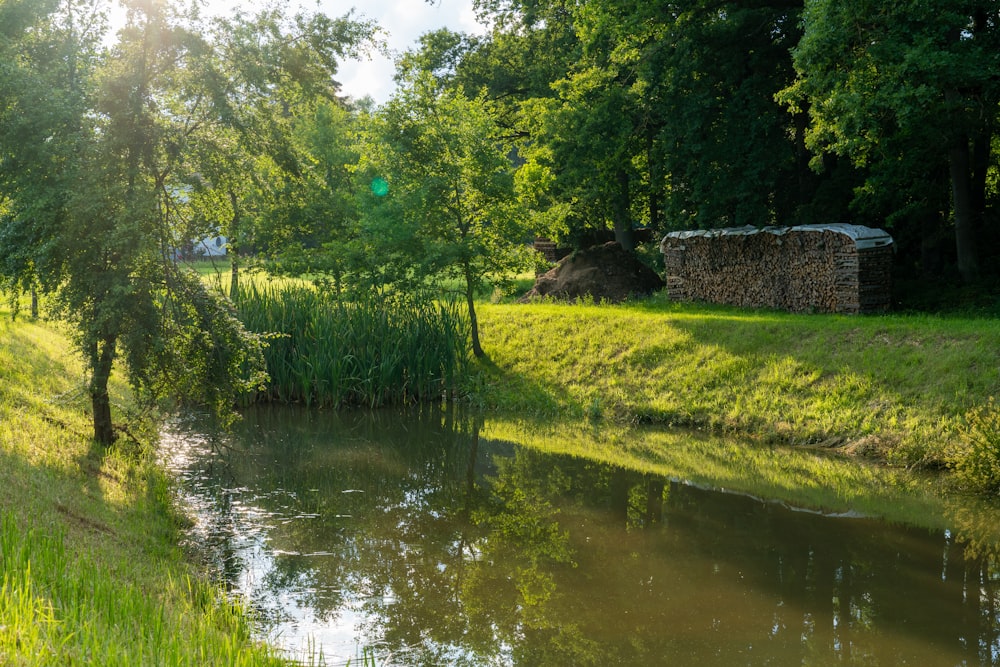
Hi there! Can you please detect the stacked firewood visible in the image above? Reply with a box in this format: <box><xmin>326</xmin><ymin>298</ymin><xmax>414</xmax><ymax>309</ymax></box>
<box><xmin>660</xmin><ymin>225</ymin><xmax>893</xmax><ymax>314</ymax></box>
<box><xmin>533</xmin><ymin>237</ymin><xmax>559</xmax><ymax>262</ymax></box>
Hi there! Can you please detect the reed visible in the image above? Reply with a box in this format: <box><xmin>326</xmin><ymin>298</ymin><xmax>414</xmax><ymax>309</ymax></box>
<box><xmin>234</xmin><ymin>283</ymin><xmax>468</xmax><ymax>408</ymax></box>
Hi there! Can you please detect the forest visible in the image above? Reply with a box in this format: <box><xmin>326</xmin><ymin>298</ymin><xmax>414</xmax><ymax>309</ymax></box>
<box><xmin>1</xmin><ymin>0</ymin><xmax>999</xmax><ymax>443</ymax></box>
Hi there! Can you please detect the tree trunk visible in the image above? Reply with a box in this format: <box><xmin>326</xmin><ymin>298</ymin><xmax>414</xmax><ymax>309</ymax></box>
<box><xmin>645</xmin><ymin>478</ymin><xmax>664</xmax><ymax>528</ymax></box>
<box><xmin>610</xmin><ymin>469</ymin><xmax>630</xmax><ymax>525</ymax></box>
<box><xmin>464</xmin><ymin>263</ymin><xmax>484</xmax><ymax>358</ymax></box>
<box><xmin>229</xmin><ymin>254</ymin><xmax>240</xmax><ymax>301</ymax></box>
<box><xmin>646</xmin><ymin>123</ymin><xmax>662</xmax><ymax>232</ymax></box>
<box><xmin>971</xmin><ymin>132</ymin><xmax>989</xmax><ymax>219</ymax></box>
<box><xmin>30</xmin><ymin>287</ymin><xmax>38</xmax><ymax>319</ymax></box>
<box><xmin>228</xmin><ymin>189</ymin><xmax>241</xmax><ymax>300</ymax></box>
<box><xmin>612</xmin><ymin>167</ymin><xmax>635</xmax><ymax>252</ymax></box>
<box><xmin>89</xmin><ymin>334</ymin><xmax>117</xmax><ymax>446</ymax></box>
<box><xmin>793</xmin><ymin>107</ymin><xmax>815</xmax><ymax>214</ymax></box>
<box><xmin>949</xmin><ymin>139</ymin><xmax>980</xmax><ymax>283</ymax></box>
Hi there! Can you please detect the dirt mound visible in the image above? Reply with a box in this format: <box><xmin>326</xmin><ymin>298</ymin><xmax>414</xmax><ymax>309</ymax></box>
<box><xmin>520</xmin><ymin>241</ymin><xmax>665</xmax><ymax>303</ymax></box>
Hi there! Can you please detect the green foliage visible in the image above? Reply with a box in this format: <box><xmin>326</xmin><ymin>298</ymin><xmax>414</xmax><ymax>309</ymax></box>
<box><xmin>234</xmin><ymin>282</ymin><xmax>468</xmax><ymax>408</ymax></box>
<box><xmin>467</xmin><ymin>0</ymin><xmax>822</xmax><ymax>247</ymax></box>
<box><xmin>0</xmin><ymin>0</ymin><xmax>380</xmax><ymax>443</ymax></box>
<box><xmin>201</xmin><ymin>10</ymin><xmax>379</xmax><ymax>296</ymax></box>
<box><xmin>780</xmin><ymin>0</ymin><xmax>1000</xmax><ymax>282</ymax></box>
<box><xmin>952</xmin><ymin>399</ymin><xmax>1000</xmax><ymax>494</ymax></box>
<box><xmin>454</xmin><ymin>1</ymin><xmax>1000</xmax><ymax>285</ymax></box>
<box><xmin>358</xmin><ymin>73</ymin><xmax>541</xmax><ymax>355</ymax></box>
<box><xmin>146</xmin><ymin>267</ymin><xmax>269</xmax><ymax>422</ymax></box>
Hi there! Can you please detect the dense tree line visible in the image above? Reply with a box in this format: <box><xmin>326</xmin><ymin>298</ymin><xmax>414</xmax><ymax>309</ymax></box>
<box><xmin>258</xmin><ymin>0</ymin><xmax>1000</xmax><ymax>294</ymax></box>
<box><xmin>394</xmin><ymin>0</ymin><xmax>999</xmax><ymax>285</ymax></box>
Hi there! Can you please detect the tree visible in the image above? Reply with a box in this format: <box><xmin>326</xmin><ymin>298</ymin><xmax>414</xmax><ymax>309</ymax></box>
<box><xmin>360</xmin><ymin>74</ymin><xmax>538</xmax><ymax>358</ymax></box>
<box><xmin>253</xmin><ymin>99</ymin><xmax>369</xmax><ymax>292</ymax></box>
<box><xmin>780</xmin><ymin>0</ymin><xmax>1000</xmax><ymax>283</ymax></box>
<box><xmin>0</xmin><ymin>0</ymin><xmax>380</xmax><ymax>444</ymax></box>
<box><xmin>0</xmin><ymin>0</ymin><xmax>268</xmax><ymax>444</ymax></box>
<box><xmin>641</xmin><ymin>0</ymin><xmax>812</xmax><ymax>229</ymax></box>
<box><xmin>467</xmin><ymin>0</ymin><xmax>819</xmax><ymax>253</ymax></box>
<box><xmin>183</xmin><ymin>7</ymin><xmax>378</xmax><ymax>298</ymax></box>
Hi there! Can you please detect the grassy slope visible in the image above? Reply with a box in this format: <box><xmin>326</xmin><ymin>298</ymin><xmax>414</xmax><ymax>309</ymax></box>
<box><xmin>0</xmin><ymin>312</ymin><xmax>287</xmax><ymax>665</ymax></box>
<box><xmin>474</xmin><ymin>296</ymin><xmax>1000</xmax><ymax>467</ymax></box>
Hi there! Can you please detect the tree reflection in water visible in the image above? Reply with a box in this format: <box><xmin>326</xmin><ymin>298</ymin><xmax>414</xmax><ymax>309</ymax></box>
<box><xmin>162</xmin><ymin>406</ymin><xmax>1000</xmax><ymax>666</ymax></box>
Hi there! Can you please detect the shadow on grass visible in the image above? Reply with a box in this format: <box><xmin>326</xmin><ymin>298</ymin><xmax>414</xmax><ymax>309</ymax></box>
<box><xmin>467</xmin><ymin>354</ymin><xmax>580</xmax><ymax>419</ymax></box>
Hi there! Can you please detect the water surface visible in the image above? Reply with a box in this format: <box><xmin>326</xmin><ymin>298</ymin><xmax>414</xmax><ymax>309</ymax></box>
<box><xmin>162</xmin><ymin>406</ymin><xmax>1000</xmax><ymax>666</ymax></box>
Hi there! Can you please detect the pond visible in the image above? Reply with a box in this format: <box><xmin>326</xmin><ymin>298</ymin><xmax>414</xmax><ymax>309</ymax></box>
<box><xmin>162</xmin><ymin>406</ymin><xmax>1000</xmax><ymax>666</ymax></box>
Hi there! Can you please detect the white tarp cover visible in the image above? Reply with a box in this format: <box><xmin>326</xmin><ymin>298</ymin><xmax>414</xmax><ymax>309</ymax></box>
<box><xmin>663</xmin><ymin>223</ymin><xmax>893</xmax><ymax>250</ymax></box>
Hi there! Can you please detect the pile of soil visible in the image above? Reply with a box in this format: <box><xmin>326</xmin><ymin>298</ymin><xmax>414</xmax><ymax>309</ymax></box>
<box><xmin>519</xmin><ymin>241</ymin><xmax>665</xmax><ymax>303</ymax></box>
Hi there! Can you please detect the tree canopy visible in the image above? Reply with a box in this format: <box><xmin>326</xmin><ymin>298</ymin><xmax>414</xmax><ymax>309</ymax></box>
<box><xmin>444</xmin><ymin>0</ymin><xmax>999</xmax><ymax>285</ymax></box>
<box><xmin>358</xmin><ymin>73</ymin><xmax>539</xmax><ymax>357</ymax></box>
<box><xmin>0</xmin><ymin>0</ymin><xmax>374</xmax><ymax>443</ymax></box>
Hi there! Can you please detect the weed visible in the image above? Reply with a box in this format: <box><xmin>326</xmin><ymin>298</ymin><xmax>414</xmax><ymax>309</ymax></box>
<box><xmin>952</xmin><ymin>398</ymin><xmax>1000</xmax><ymax>493</ymax></box>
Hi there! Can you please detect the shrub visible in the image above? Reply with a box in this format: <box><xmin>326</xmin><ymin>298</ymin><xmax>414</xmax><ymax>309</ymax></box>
<box><xmin>952</xmin><ymin>398</ymin><xmax>1000</xmax><ymax>494</ymax></box>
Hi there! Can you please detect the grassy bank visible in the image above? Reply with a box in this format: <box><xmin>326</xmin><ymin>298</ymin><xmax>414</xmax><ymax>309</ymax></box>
<box><xmin>2</xmin><ymin>284</ymin><xmax>999</xmax><ymax>663</ymax></box>
<box><xmin>0</xmin><ymin>312</ymin><xmax>289</xmax><ymax>665</ymax></box>
<box><xmin>473</xmin><ymin>296</ymin><xmax>1000</xmax><ymax>471</ymax></box>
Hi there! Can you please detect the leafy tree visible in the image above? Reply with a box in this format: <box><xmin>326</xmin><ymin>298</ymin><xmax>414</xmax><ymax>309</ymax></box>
<box><xmin>0</xmin><ymin>0</ymin><xmax>268</xmax><ymax>444</ymax></box>
<box><xmin>360</xmin><ymin>74</ymin><xmax>538</xmax><ymax>357</ymax></box>
<box><xmin>253</xmin><ymin>99</ymin><xmax>369</xmax><ymax>292</ymax></box>
<box><xmin>469</xmin><ymin>0</ymin><xmax>819</xmax><ymax>252</ymax></box>
<box><xmin>184</xmin><ymin>7</ymin><xmax>378</xmax><ymax>297</ymax></box>
<box><xmin>780</xmin><ymin>0</ymin><xmax>1000</xmax><ymax>283</ymax></box>
<box><xmin>643</xmin><ymin>0</ymin><xmax>813</xmax><ymax>229</ymax></box>
<box><xmin>0</xmin><ymin>0</ymin><xmax>380</xmax><ymax>443</ymax></box>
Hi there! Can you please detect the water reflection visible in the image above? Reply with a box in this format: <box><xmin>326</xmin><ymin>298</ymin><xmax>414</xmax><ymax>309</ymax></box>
<box><xmin>162</xmin><ymin>406</ymin><xmax>1000</xmax><ymax>666</ymax></box>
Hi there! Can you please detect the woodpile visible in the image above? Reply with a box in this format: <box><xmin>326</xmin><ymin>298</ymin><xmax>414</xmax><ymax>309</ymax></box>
<box><xmin>533</xmin><ymin>237</ymin><xmax>559</xmax><ymax>262</ymax></box>
<box><xmin>660</xmin><ymin>224</ymin><xmax>893</xmax><ymax>314</ymax></box>
<box><xmin>532</xmin><ymin>237</ymin><xmax>571</xmax><ymax>263</ymax></box>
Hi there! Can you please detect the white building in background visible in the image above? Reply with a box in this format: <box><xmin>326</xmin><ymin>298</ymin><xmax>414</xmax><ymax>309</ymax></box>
<box><xmin>191</xmin><ymin>235</ymin><xmax>228</xmax><ymax>257</ymax></box>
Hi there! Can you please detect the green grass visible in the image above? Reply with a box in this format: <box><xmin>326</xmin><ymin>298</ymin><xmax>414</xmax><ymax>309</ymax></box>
<box><xmin>0</xmin><ymin>311</ymin><xmax>291</xmax><ymax>665</ymax></box>
<box><xmin>472</xmin><ymin>296</ymin><xmax>1000</xmax><ymax>470</ymax></box>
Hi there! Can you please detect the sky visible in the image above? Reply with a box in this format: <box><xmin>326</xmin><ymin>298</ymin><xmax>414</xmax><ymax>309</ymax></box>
<box><xmin>194</xmin><ymin>0</ymin><xmax>486</xmax><ymax>104</ymax></box>
<box><xmin>319</xmin><ymin>0</ymin><xmax>486</xmax><ymax>104</ymax></box>
<box><xmin>106</xmin><ymin>0</ymin><xmax>484</xmax><ymax>104</ymax></box>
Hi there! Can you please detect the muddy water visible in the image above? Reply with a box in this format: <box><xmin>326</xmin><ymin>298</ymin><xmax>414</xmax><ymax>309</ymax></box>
<box><xmin>162</xmin><ymin>406</ymin><xmax>1000</xmax><ymax>666</ymax></box>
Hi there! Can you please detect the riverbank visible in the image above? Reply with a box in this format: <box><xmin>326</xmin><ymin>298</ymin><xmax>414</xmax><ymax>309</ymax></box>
<box><xmin>2</xmin><ymin>293</ymin><xmax>999</xmax><ymax>662</ymax></box>
<box><xmin>473</xmin><ymin>296</ymin><xmax>999</xmax><ymax>473</ymax></box>
<box><xmin>0</xmin><ymin>313</ymin><xmax>289</xmax><ymax>664</ymax></box>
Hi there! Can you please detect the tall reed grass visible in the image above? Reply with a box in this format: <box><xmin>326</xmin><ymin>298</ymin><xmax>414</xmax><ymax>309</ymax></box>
<box><xmin>234</xmin><ymin>283</ymin><xmax>468</xmax><ymax>408</ymax></box>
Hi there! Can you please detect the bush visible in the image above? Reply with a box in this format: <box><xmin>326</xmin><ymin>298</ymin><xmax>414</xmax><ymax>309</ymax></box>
<box><xmin>952</xmin><ymin>398</ymin><xmax>1000</xmax><ymax>494</ymax></box>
